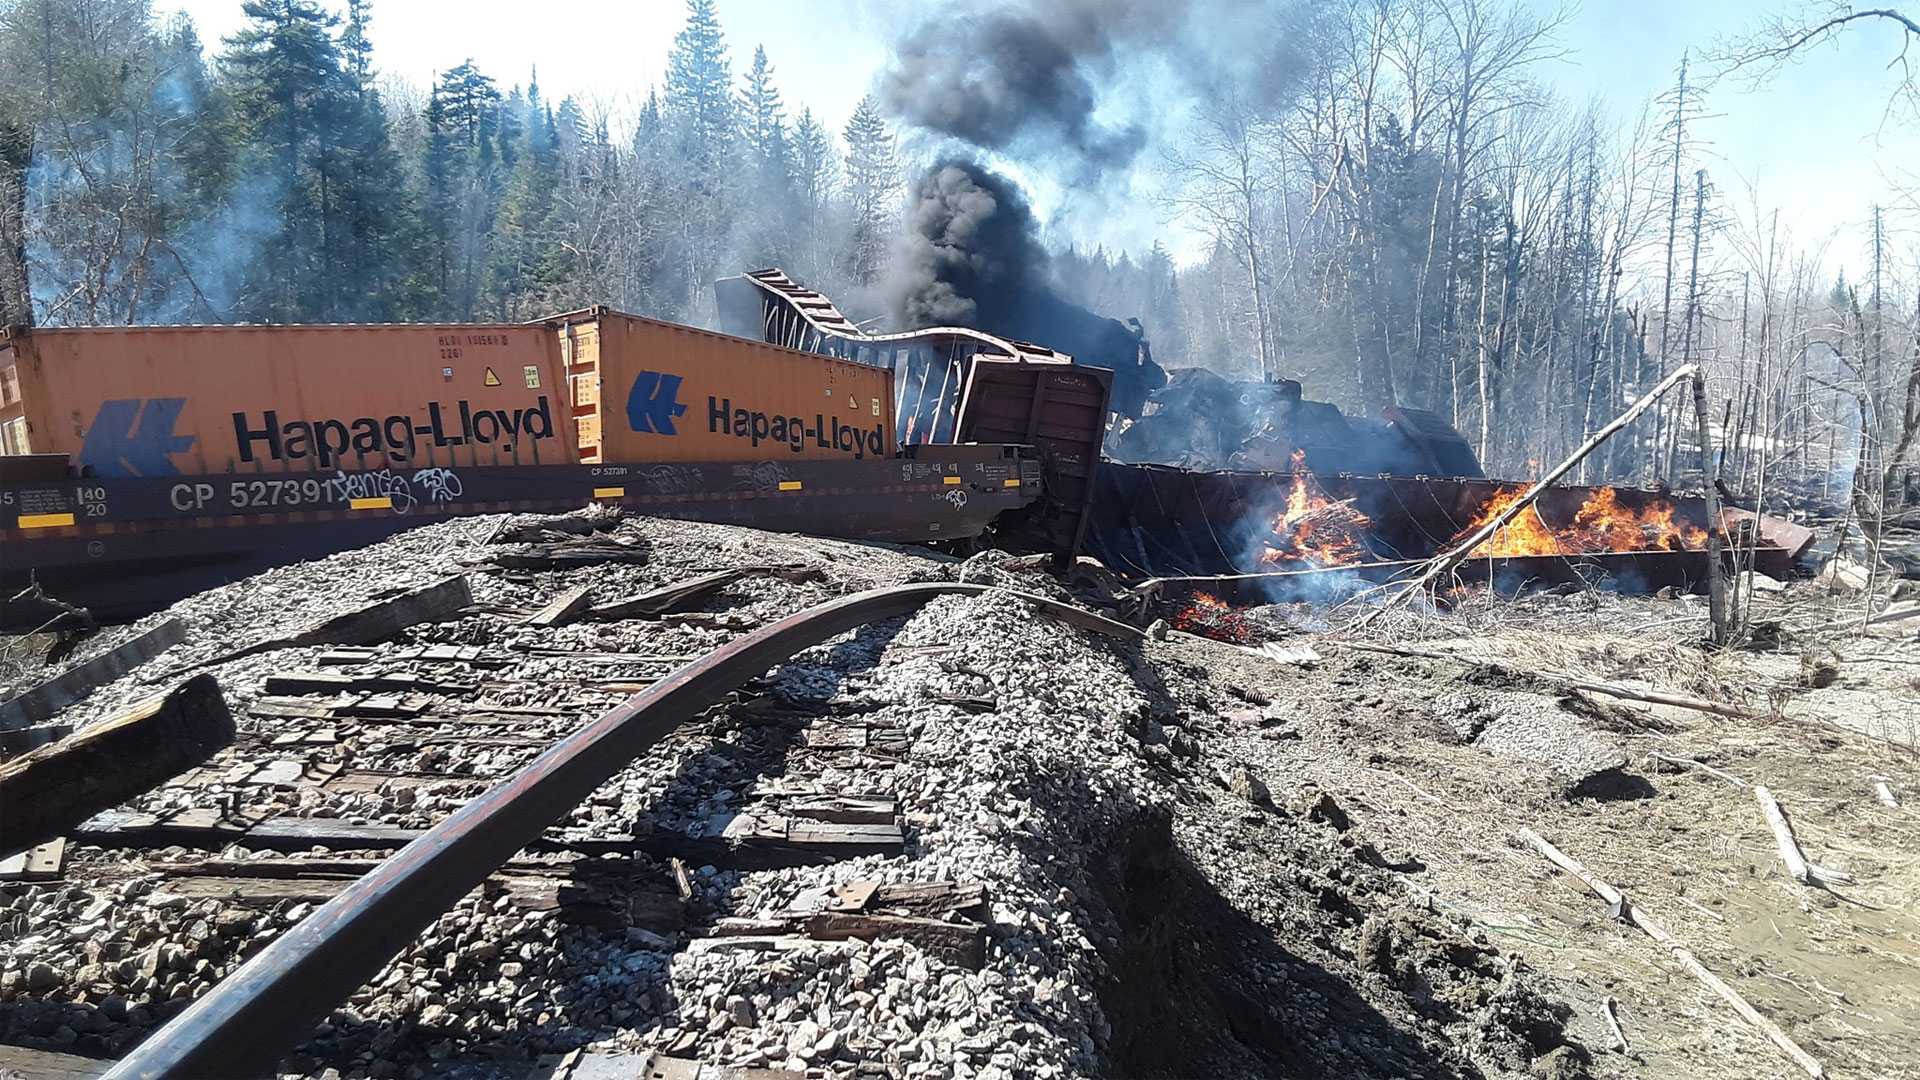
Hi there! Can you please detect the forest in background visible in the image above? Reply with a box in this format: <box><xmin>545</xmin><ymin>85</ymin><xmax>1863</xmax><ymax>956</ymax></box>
<box><xmin>0</xmin><ymin>0</ymin><xmax>1917</xmax><ymax>525</ymax></box>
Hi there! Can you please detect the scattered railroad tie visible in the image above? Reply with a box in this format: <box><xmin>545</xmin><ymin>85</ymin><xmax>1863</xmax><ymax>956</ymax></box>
<box><xmin>316</xmin><ymin>644</ymin><xmax>513</xmax><ymax>667</ymax></box>
<box><xmin>262</xmin><ymin>671</ymin><xmax>480</xmax><ymax>697</ymax></box>
<box><xmin>171</xmin><ymin>575</ymin><xmax>473</xmax><ymax>676</ymax></box>
<box><xmin>0</xmin><ymin>674</ymin><xmax>233</xmax><ymax>854</ymax></box>
<box><xmin>704</xmin><ymin>878</ymin><xmax>991</xmax><ymax>969</ymax></box>
<box><xmin>0</xmin><ymin>616</ymin><xmax>186</xmax><ymax>731</ymax></box>
<box><xmin>526</xmin><ymin>584</ymin><xmax>596</xmax><ymax>628</ymax></box>
<box><xmin>527</xmin><ymin>1050</ymin><xmax>802</xmax><ymax>1080</ymax></box>
<box><xmin>589</xmin><ymin>569</ymin><xmax>753</xmax><ymax>621</ymax></box>
<box><xmin>102</xmin><ymin>583</ymin><xmax>1123</xmax><ymax>1078</ymax></box>
<box><xmin>638</xmin><ymin>811</ymin><xmax>906</xmax><ymax>869</ymax></box>
<box><xmin>1518</xmin><ymin>827</ymin><xmax>1826</xmax><ymax>1079</ymax></box>
<box><xmin>1328</xmin><ymin>639</ymin><xmax>1766</xmax><ymax>721</ymax></box>
<box><xmin>0</xmin><ymin>1045</ymin><xmax>110</xmax><ymax>1079</ymax></box>
<box><xmin>478</xmin><ymin>536</ymin><xmax>651</xmax><ymax>570</ymax></box>
<box><xmin>142</xmin><ymin>857</ymin><xmax>685</xmax><ymax>932</ymax></box>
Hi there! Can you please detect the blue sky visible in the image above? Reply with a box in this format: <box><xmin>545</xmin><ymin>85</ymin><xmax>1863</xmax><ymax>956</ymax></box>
<box><xmin>168</xmin><ymin>0</ymin><xmax>1915</xmax><ymax>279</ymax></box>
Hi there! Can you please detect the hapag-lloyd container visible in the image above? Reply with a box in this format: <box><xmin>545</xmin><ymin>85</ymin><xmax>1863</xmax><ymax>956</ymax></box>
<box><xmin>0</xmin><ymin>323</ymin><xmax>576</xmax><ymax>476</ymax></box>
<box><xmin>551</xmin><ymin>307</ymin><xmax>896</xmax><ymax>465</ymax></box>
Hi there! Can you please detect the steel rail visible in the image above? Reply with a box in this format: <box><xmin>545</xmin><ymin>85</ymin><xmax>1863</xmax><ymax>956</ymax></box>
<box><xmin>106</xmin><ymin>583</ymin><xmax>1136</xmax><ymax>1079</ymax></box>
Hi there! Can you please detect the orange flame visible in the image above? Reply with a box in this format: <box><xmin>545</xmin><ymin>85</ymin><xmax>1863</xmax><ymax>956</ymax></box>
<box><xmin>1455</xmin><ymin>485</ymin><xmax>1709</xmax><ymax>557</ymax></box>
<box><xmin>1170</xmin><ymin>591</ymin><xmax>1254</xmax><ymax>643</ymax></box>
<box><xmin>1257</xmin><ymin>451</ymin><xmax>1374</xmax><ymax>568</ymax></box>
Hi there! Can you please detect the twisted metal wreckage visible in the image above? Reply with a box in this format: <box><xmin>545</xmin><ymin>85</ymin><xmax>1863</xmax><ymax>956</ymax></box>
<box><xmin>1</xmin><ymin>267</ymin><xmax>1814</xmax><ymax>629</ymax></box>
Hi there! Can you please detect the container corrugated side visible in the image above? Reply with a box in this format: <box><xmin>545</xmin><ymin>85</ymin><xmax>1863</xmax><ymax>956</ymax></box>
<box><xmin>0</xmin><ymin>324</ymin><xmax>575</xmax><ymax>476</ymax></box>
<box><xmin>560</xmin><ymin>310</ymin><xmax>896</xmax><ymax>465</ymax></box>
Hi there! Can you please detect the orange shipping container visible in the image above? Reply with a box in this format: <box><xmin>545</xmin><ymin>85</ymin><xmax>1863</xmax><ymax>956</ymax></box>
<box><xmin>553</xmin><ymin>308</ymin><xmax>895</xmax><ymax>464</ymax></box>
<box><xmin>0</xmin><ymin>324</ymin><xmax>575</xmax><ymax>476</ymax></box>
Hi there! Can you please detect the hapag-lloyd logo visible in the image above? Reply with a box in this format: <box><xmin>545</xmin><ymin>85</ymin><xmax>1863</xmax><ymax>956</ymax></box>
<box><xmin>80</xmin><ymin>398</ymin><xmax>196</xmax><ymax>477</ymax></box>
<box><xmin>233</xmin><ymin>397</ymin><xmax>556</xmax><ymax>466</ymax></box>
<box><xmin>623</xmin><ymin>369</ymin><xmax>883</xmax><ymax>458</ymax></box>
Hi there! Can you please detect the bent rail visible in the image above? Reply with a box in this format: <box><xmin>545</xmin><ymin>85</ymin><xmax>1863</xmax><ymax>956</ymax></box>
<box><xmin>106</xmin><ymin>583</ymin><xmax>1137</xmax><ymax>1079</ymax></box>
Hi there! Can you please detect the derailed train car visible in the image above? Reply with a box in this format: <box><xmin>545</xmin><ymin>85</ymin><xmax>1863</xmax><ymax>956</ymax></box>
<box><xmin>0</xmin><ymin>312</ymin><xmax>1040</xmax><ymax>623</ymax></box>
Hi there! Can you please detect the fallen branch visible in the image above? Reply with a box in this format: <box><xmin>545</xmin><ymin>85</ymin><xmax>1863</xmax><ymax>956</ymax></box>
<box><xmin>1649</xmin><ymin>752</ymin><xmax>1749</xmax><ymax>787</ymax></box>
<box><xmin>1755</xmin><ymin>786</ymin><xmax>1855</xmax><ymax>887</ymax></box>
<box><xmin>1794</xmin><ymin>602</ymin><xmax>1920</xmax><ymax>636</ymax></box>
<box><xmin>1326</xmin><ymin>639</ymin><xmax>1765</xmax><ymax>720</ymax></box>
<box><xmin>1517</xmin><ymin>827</ymin><xmax>1825</xmax><ymax>1078</ymax></box>
<box><xmin>1602</xmin><ymin>995</ymin><xmax>1630</xmax><ymax>1054</ymax></box>
<box><xmin>1360</xmin><ymin>365</ymin><xmax>1700</xmax><ymax>626</ymax></box>
<box><xmin>1755</xmin><ymin>785</ymin><xmax>1814</xmax><ymax>885</ymax></box>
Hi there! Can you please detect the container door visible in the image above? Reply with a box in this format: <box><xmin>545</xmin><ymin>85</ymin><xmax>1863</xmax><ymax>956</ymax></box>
<box><xmin>564</xmin><ymin>321</ymin><xmax>603</xmax><ymax>463</ymax></box>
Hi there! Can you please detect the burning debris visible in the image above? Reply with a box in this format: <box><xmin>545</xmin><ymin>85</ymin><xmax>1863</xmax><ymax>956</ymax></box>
<box><xmin>1454</xmin><ymin>485</ymin><xmax>1710</xmax><ymax>559</ymax></box>
<box><xmin>1168</xmin><ymin>591</ymin><xmax>1256</xmax><ymax>643</ymax></box>
<box><xmin>1257</xmin><ymin>451</ymin><xmax>1374</xmax><ymax>569</ymax></box>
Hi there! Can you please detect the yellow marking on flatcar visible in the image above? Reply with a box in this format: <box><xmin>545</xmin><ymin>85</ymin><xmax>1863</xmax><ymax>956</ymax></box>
<box><xmin>943</xmin><ymin>476</ymin><xmax>962</xmax><ymax>485</ymax></box>
<box><xmin>777</xmin><ymin>480</ymin><xmax>803</xmax><ymax>491</ymax></box>
<box><xmin>349</xmin><ymin>497</ymin><xmax>392</xmax><ymax>511</ymax></box>
<box><xmin>18</xmin><ymin>512</ymin><xmax>76</xmax><ymax>529</ymax></box>
<box><xmin>1004</xmin><ymin>478</ymin><xmax>1022</xmax><ymax>488</ymax></box>
<box><xmin>592</xmin><ymin>486</ymin><xmax>625</xmax><ymax>498</ymax></box>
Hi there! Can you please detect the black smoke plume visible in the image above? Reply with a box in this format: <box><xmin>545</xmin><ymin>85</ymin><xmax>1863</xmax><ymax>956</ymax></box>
<box><xmin>890</xmin><ymin>159</ymin><xmax>1045</xmax><ymax>330</ymax></box>
<box><xmin>890</xmin><ymin>160</ymin><xmax>1165</xmax><ymax>412</ymax></box>
<box><xmin>877</xmin><ymin>2</ymin><xmax>1176</xmax><ymax>171</ymax></box>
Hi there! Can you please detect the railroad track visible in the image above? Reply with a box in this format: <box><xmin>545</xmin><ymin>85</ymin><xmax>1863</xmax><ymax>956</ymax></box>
<box><xmin>60</xmin><ymin>549</ymin><xmax>1133</xmax><ymax>1078</ymax></box>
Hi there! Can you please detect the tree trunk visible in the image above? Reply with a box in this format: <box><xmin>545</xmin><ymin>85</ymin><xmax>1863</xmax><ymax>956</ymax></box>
<box><xmin>0</xmin><ymin>119</ymin><xmax>34</xmax><ymax>327</ymax></box>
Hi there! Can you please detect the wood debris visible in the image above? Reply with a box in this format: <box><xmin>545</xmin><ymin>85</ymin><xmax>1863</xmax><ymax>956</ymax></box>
<box><xmin>0</xmin><ymin>675</ymin><xmax>233</xmax><ymax>853</ymax></box>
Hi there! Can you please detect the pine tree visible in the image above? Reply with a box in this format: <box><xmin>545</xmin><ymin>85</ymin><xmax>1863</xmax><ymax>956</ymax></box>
<box><xmin>791</xmin><ymin>107</ymin><xmax>835</xmax><ymax>280</ymax></box>
<box><xmin>842</xmin><ymin>94</ymin><xmax>895</xmax><ymax>285</ymax></box>
<box><xmin>661</xmin><ymin>0</ymin><xmax>735</xmax><ymax>318</ymax></box>
<box><xmin>424</xmin><ymin>60</ymin><xmax>504</xmax><ymax>318</ymax></box>
<box><xmin>221</xmin><ymin>0</ymin><xmax>348</xmax><ymax>319</ymax></box>
<box><xmin>339</xmin><ymin>0</ymin><xmax>373</xmax><ymax>91</ymax></box>
<box><xmin>664</xmin><ymin>0</ymin><xmax>734</xmax><ymax>171</ymax></box>
<box><xmin>736</xmin><ymin>45</ymin><xmax>794</xmax><ymax>268</ymax></box>
<box><xmin>328</xmin><ymin>2</ymin><xmax>426</xmax><ymax>320</ymax></box>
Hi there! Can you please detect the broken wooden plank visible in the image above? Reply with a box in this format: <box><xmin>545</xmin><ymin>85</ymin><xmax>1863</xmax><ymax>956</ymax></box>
<box><xmin>485</xmin><ymin>541</ymin><xmax>650</xmax><ymax>571</ymax></box>
<box><xmin>830</xmin><ymin>880</ymin><xmax>989</xmax><ymax>921</ymax></box>
<box><xmin>0</xmin><ymin>722</ymin><xmax>72</xmax><ymax>755</ymax></box>
<box><xmin>526</xmin><ymin>585</ymin><xmax>595</xmax><ymax>629</ymax></box>
<box><xmin>526</xmin><ymin>1051</ymin><xmax>799</xmax><ymax>1080</ymax></box>
<box><xmin>71</xmin><ymin>808</ymin><xmax>257</xmax><ymax>848</ymax></box>
<box><xmin>246</xmin><ymin>697</ymin><xmax>338</xmax><ymax>721</ymax></box>
<box><xmin>0</xmin><ymin>675</ymin><xmax>234</xmax><ymax>854</ymax></box>
<box><xmin>173</xmin><ymin>576</ymin><xmax>473</xmax><ymax>675</ymax></box>
<box><xmin>1755</xmin><ymin>785</ymin><xmax>1814</xmax><ymax>885</ymax></box>
<box><xmin>262</xmin><ymin>672</ymin><xmax>478</xmax><ymax>697</ymax></box>
<box><xmin>588</xmin><ymin>570</ymin><xmax>748</xmax><ymax>621</ymax></box>
<box><xmin>786</xmin><ymin>795</ymin><xmax>899</xmax><ymax>825</ymax></box>
<box><xmin>157</xmin><ymin>876</ymin><xmax>353</xmax><ymax>905</ymax></box>
<box><xmin>801</xmin><ymin>912</ymin><xmax>987</xmax><ymax>969</ymax></box>
<box><xmin>0</xmin><ymin>617</ymin><xmax>186</xmax><ymax>730</ymax></box>
<box><xmin>0</xmin><ymin>1045</ymin><xmax>111</xmax><ymax>1079</ymax></box>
